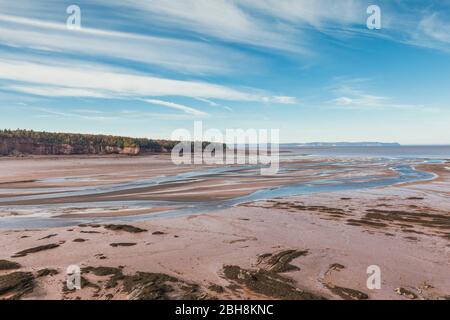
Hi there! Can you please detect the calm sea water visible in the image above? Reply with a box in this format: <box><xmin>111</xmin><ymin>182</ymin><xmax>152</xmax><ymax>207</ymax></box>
<box><xmin>283</xmin><ymin>145</ymin><xmax>450</xmax><ymax>159</ymax></box>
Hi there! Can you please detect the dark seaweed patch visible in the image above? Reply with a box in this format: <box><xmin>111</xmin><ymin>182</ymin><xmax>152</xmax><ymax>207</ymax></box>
<box><xmin>110</xmin><ymin>243</ymin><xmax>137</xmax><ymax>247</ymax></box>
<box><xmin>0</xmin><ymin>260</ymin><xmax>21</xmax><ymax>271</ymax></box>
<box><xmin>38</xmin><ymin>234</ymin><xmax>58</xmax><ymax>240</ymax></box>
<box><xmin>104</xmin><ymin>224</ymin><xmax>147</xmax><ymax>233</ymax></box>
<box><xmin>325</xmin><ymin>285</ymin><xmax>368</xmax><ymax>300</ymax></box>
<box><xmin>395</xmin><ymin>287</ymin><xmax>417</xmax><ymax>299</ymax></box>
<box><xmin>36</xmin><ymin>268</ymin><xmax>59</xmax><ymax>278</ymax></box>
<box><xmin>261</xmin><ymin>250</ymin><xmax>308</xmax><ymax>273</ymax></box>
<box><xmin>223</xmin><ymin>265</ymin><xmax>324</xmax><ymax>300</ymax></box>
<box><xmin>0</xmin><ymin>272</ymin><xmax>35</xmax><ymax>299</ymax></box>
<box><xmin>12</xmin><ymin>243</ymin><xmax>60</xmax><ymax>258</ymax></box>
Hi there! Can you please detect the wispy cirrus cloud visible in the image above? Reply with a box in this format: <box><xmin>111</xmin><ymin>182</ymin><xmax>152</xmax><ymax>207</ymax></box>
<box><xmin>329</xmin><ymin>79</ymin><xmax>427</xmax><ymax>110</ymax></box>
<box><xmin>110</xmin><ymin>0</ymin><xmax>308</xmax><ymax>53</ymax></box>
<box><xmin>419</xmin><ymin>14</ymin><xmax>450</xmax><ymax>44</ymax></box>
<box><xmin>3</xmin><ymin>0</ymin><xmax>450</xmax><ymax>56</ymax></box>
<box><xmin>332</xmin><ymin>94</ymin><xmax>417</xmax><ymax>109</ymax></box>
<box><xmin>408</xmin><ymin>13</ymin><xmax>450</xmax><ymax>52</ymax></box>
<box><xmin>0</xmin><ymin>13</ymin><xmax>249</xmax><ymax>75</ymax></box>
<box><xmin>1</xmin><ymin>0</ymin><xmax>449</xmax><ymax>144</ymax></box>
<box><xmin>3</xmin><ymin>84</ymin><xmax>109</xmax><ymax>99</ymax></box>
<box><xmin>105</xmin><ymin>0</ymin><xmax>450</xmax><ymax>53</ymax></box>
<box><xmin>0</xmin><ymin>1</ymin><xmax>302</xmax><ymax>119</ymax></box>
<box><xmin>239</xmin><ymin>0</ymin><xmax>365</xmax><ymax>27</ymax></box>
<box><xmin>18</xmin><ymin>105</ymin><xmax>200</xmax><ymax>122</ymax></box>
<box><xmin>335</xmin><ymin>98</ymin><xmax>431</xmax><ymax>111</ymax></box>
<box><xmin>194</xmin><ymin>98</ymin><xmax>233</xmax><ymax>112</ymax></box>
<box><xmin>142</xmin><ymin>99</ymin><xmax>208</xmax><ymax>117</ymax></box>
<box><xmin>0</xmin><ymin>57</ymin><xmax>296</xmax><ymax>104</ymax></box>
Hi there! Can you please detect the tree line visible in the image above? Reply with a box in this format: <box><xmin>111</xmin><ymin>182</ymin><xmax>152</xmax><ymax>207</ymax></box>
<box><xmin>0</xmin><ymin>129</ymin><xmax>179</xmax><ymax>152</ymax></box>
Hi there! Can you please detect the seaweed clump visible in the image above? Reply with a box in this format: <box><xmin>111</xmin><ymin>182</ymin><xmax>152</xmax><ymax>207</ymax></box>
<box><xmin>260</xmin><ymin>250</ymin><xmax>309</xmax><ymax>273</ymax></box>
<box><xmin>322</xmin><ymin>264</ymin><xmax>369</xmax><ymax>300</ymax></box>
<box><xmin>0</xmin><ymin>260</ymin><xmax>21</xmax><ymax>271</ymax></box>
<box><xmin>0</xmin><ymin>272</ymin><xmax>35</xmax><ymax>300</ymax></box>
<box><xmin>103</xmin><ymin>224</ymin><xmax>147</xmax><ymax>233</ymax></box>
<box><xmin>12</xmin><ymin>243</ymin><xmax>60</xmax><ymax>258</ymax></box>
<box><xmin>326</xmin><ymin>285</ymin><xmax>369</xmax><ymax>300</ymax></box>
<box><xmin>36</xmin><ymin>268</ymin><xmax>59</xmax><ymax>278</ymax></box>
<box><xmin>223</xmin><ymin>249</ymin><xmax>324</xmax><ymax>300</ymax></box>
<box><xmin>223</xmin><ymin>265</ymin><xmax>324</xmax><ymax>300</ymax></box>
<box><xmin>80</xmin><ymin>266</ymin><xmax>209</xmax><ymax>300</ymax></box>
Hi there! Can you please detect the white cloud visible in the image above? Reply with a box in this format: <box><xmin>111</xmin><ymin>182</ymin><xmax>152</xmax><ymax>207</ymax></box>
<box><xmin>3</xmin><ymin>0</ymin><xmax>450</xmax><ymax>57</ymax></box>
<box><xmin>331</xmin><ymin>86</ymin><xmax>425</xmax><ymax>110</ymax></box>
<box><xmin>271</xmin><ymin>96</ymin><xmax>298</xmax><ymax>104</ymax></box>
<box><xmin>142</xmin><ymin>99</ymin><xmax>208</xmax><ymax>117</ymax></box>
<box><xmin>419</xmin><ymin>13</ymin><xmax>450</xmax><ymax>44</ymax></box>
<box><xmin>239</xmin><ymin>0</ymin><xmax>364</xmax><ymax>27</ymax></box>
<box><xmin>28</xmin><ymin>106</ymin><xmax>119</xmax><ymax>121</ymax></box>
<box><xmin>113</xmin><ymin>0</ymin><xmax>307</xmax><ymax>53</ymax></box>
<box><xmin>194</xmin><ymin>98</ymin><xmax>220</xmax><ymax>107</ymax></box>
<box><xmin>194</xmin><ymin>97</ymin><xmax>234</xmax><ymax>112</ymax></box>
<box><xmin>23</xmin><ymin>105</ymin><xmax>199</xmax><ymax>121</ymax></box>
<box><xmin>0</xmin><ymin>58</ymin><xmax>296</xmax><ymax>104</ymax></box>
<box><xmin>3</xmin><ymin>85</ymin><xmax>109</xmax><ymax>98</ymax></box>
<box><xmin>0</xmin><ymin>13</ymin><xmax>246</xmax><ymax>75</ymax></box>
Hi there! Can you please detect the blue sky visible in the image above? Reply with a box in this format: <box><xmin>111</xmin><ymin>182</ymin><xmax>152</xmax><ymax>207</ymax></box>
<box><xmin>1</xmin><ymin>0</ymin><xmax>450</xmax><ymax>144</ymax></box>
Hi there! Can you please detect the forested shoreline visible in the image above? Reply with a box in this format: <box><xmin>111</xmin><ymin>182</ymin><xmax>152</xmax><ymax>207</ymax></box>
<box><xmin>0</xmin><ymin>129</ymin><xmax>180</xmax><ymax>156</ymax></box>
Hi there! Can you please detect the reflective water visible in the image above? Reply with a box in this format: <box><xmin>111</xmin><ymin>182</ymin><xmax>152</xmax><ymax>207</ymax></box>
<box><xmin>0</xmin><ymin>156</ymin><xmax>439</xmax><ymax>229</ymax></box>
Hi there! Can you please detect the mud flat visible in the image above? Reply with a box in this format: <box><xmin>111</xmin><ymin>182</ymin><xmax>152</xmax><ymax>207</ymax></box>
<box><xmin>0</xmin><ymin>156</ymin><xmax>449</xmax><ymax>300</ymax></box>
<box><xmin>0</xmin><ymin>189</ymin><xmax>449</xmax><ymax>299</ymax></box>
<box><xmin>0</xmin><ymin>154</ymin><xmax>399</xmax><ymax>208</ymax></box>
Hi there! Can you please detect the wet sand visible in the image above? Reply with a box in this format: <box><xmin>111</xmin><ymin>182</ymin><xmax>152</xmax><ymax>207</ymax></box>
<box><xmin>0</xmin><ymin>155</ymin><xmax>449</xmax><ymax>300</ymax></box>
<box><xmin>0</xmin><ymin>155</ymin><xmax>398</xmax><ymax>207</ymax></box>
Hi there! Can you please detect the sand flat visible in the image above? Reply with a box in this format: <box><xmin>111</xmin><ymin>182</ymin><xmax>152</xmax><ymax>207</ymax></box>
<box><xmin>0</xmin><ymin>155</ymin><xmax>449</xmax><ymax>300</ymax></box>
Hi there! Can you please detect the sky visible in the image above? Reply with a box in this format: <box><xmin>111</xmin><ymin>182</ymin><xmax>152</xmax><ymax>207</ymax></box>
<box><xmin>1</xmin><ymin>0</ymin><xmax>450</xmax><ymax>144</ymax></box>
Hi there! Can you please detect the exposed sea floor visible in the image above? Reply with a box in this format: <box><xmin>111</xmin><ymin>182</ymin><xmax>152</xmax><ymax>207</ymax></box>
<box><xmin>0</xmin><ymin>152</ymin><xmax>444</xmax><ymax>229</ymax></box>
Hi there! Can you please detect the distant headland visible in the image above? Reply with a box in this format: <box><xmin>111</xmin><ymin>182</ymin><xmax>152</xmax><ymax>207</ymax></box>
<box><xmin>293</xmin><ymin>142</ymin><xmax>401</xmax><ymax>147</ymax></box>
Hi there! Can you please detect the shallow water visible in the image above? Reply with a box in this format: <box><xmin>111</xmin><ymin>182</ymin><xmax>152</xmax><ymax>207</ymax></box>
<box><xmin>0</xmin><ymin>155</ymin><xmax>439</xmax><ymax>229</ymax></box>
<box><xmin>283</xmin><ymin>145</ymin><xmax>450</xmax><ymax>158</ymax></box>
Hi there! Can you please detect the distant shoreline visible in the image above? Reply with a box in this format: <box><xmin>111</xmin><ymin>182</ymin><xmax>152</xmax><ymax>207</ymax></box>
<box><xmin>294</xmin><ymin>142</ymin><xmax>401</xmax><ymax>147</ymax></box>
<box><xmin>0</xmin><ymin>129</ymin><xmax>224</xmax><ymax>157</ymax></box>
